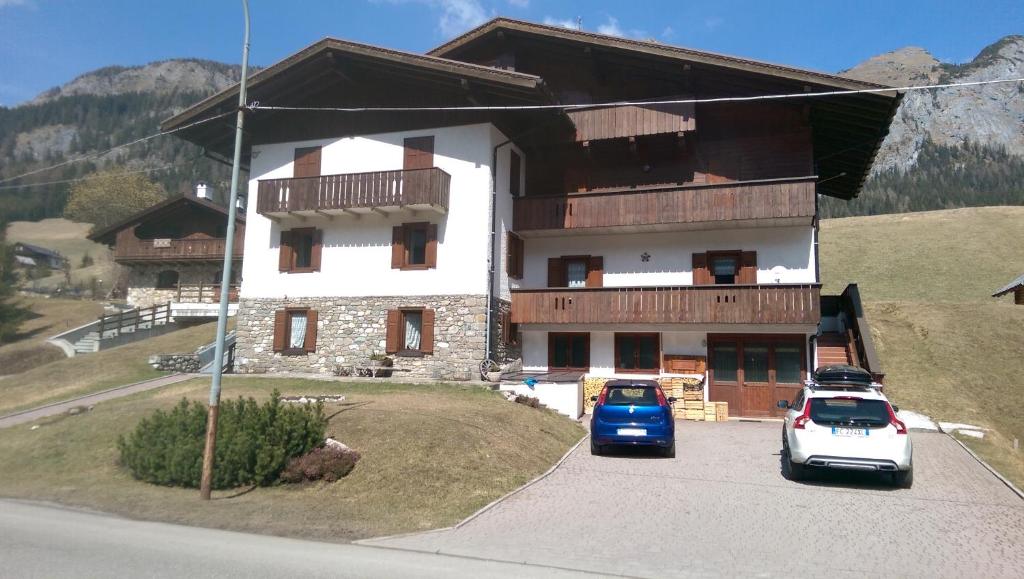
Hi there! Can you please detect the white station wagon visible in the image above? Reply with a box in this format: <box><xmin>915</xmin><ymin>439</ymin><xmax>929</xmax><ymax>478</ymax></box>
<box><xmin>778</xmin><ymin>366</ymin><xmax>913</xmax><ymax>488</ymax></box>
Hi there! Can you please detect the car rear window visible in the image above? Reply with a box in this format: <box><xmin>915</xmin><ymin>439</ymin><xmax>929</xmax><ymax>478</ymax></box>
<box><xmin>604</xmin><ymin>387</ymin><xmax>659</xmax><ymax>406</ymax></box>
<box><xmin>809</xmin><ymin>398</ymin><xmax>890</xmax><ymax>426</ymax></box>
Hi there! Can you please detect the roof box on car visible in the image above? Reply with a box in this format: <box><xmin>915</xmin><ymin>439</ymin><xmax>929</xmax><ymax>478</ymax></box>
<box><xmin>812</xmin><ymin>365</ymin><xmax>873</xmax><ymax>387</ymax></box>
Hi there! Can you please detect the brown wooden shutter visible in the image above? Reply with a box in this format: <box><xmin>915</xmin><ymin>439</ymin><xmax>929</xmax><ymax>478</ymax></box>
<box><xmin>420</xmin><ymin>309</ymin><xmax>435</xmax><ymax>354</ymax></box>
<box><xmin>506</xmin><ymin>232</ymin><xmax>524</xmax><ymax>279</ymax></box>
<box><xmin>303</xmin><ymin>309</ymin><xmax>318</xmax><ymax>352</ymax></box>
<box><xmin>273</xmin><ymin>309</ymin><xmax>287</xmax><ymax>352</ymax></box>
<box><xmin>586</xmin><ymin>256</ymin><xmax>604</xmax><ymax>287</ymax></box>
<box><xmin>310</xmin><ymin>229</ymin><xmax>323</xmax><ymax>272</ymax></box>
<box><xmin>739</xmin><ymin>251</ymin><xmax>758</xmax><ymax>284</ymax></box>
<box><xmin>500</xmin><ymin>310</ymin><xmax>513</xmax><ymax>345</ymax></box>
<box><xmin>278</xmin><ymin>231</ymin><xmax>293</xmax><ymax>272</ymax></box>
<box><xmin>403</xmin><ymin>136</ymin><xmax>434</xmax><ymax>170</ymax></box>
<box><xmin>425</xmin><ymin>223</ymin><xmax>438</xmax><ymax>268</ymax></box>
<box><xmin>293</xmin><ymin>146</ymin><xmax>322</xmax><ymax>178</ymax></box>
<box><xmin>547</xmin><ymin>257</ymin><xmax>564</xmax><ymax>287</ymax></box>
<box><xmin>692</xmin><ymin>253</ymin><xmax>710</xmax><ymax>285</ymax></box>
<box><xmin>509</xmin><ymin>150</ymin><xmax>521</xmax><ymax>197</ymax></box>
<box><xmin>391</xmin><ymin>226</ymin><xmax>404</xmax><ymax>269</ymax></box>
<box><xmin>385</xmin><ymin>310</ymin><xmax>401</xmax><ymax>354</ymax></box>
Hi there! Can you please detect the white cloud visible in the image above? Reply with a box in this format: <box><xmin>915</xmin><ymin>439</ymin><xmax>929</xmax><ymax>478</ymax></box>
<box><xmin>596</xmin><ymin>16</ymin><xmax>625</xmax><ymax>38</ymax></box>
<box><xmin>704</xmin><ymin>16</ymin><xmax>723</xmax><ymax>31</ymax></box>
<box><xmin>661</xmin><ymin>26</ymin><xmax>675</xmax><ymax>39</ymax></box>
<box><xmin>436</xmin><ymin>0</ymin><xmax>488</xmax><ymax>37</ymax></box>
<box><xmin>507</xmin><ymin>0</ymin><xmax>529</xmax><ymax>7</ymax></box>
<box><xmin>543</xmin><ymin>16</ymin><xmax>577</xmax><ymax>29</ymax></box>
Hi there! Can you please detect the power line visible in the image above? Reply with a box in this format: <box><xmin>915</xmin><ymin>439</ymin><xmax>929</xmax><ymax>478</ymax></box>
<box><xmin>250</xmin><ymin>77</ymin><xmax>1024</xmax><ymax>113</ymax></box>
<box><xmin>0</xmin><ymin>110</ymin><xmax>234</xmax><ymax>186</ymax></box>
<box><xmin>0</xmin><ymin>162</ymin><xmax>188</xmax><ymax>191</ymax></box>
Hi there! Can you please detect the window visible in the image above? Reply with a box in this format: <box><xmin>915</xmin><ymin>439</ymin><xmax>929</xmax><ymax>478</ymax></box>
<box><xmin>509</xmin><ymin>150</ymin><xmax>522</xmax><ymax>197</ymax></box>
<box><xmin>156</xmin><ymin>270</ymin><xmax>179</xmax><ymax>289</ymax></box>
<box><xmin>278</xmin><ymin>228</ymin><xmax>322</xmax><ymax>273</ymax></box>
<box><xmin>615</xmin><ymin>333</ymin><xmax>661</xmax><ymax>373</ymax></box>
<box><xmin>293</xmin><ymin>146</ymin><xmax>322</xmax><ymax>178</ymax></box>
<box><xmin>743</xmin><ymin>343</ymin><xmax>770</xmax><ymax>382</ymax></box>
<box><xmin>547</xmin><ymin>256</ymin><xmax>603</xmax><ymax>287</ymax></box>
<box><xmin>403</xmin><ymin>136</ymin><xmax>434</xmax><ymax>170</ymax></box>
<box><xmin>500</xmin><ymin>310</ymin><xmax>519</xmax><ymax>346</ymax></box>
<box><xmin>711</xmin><ymin>342</ymin><xmax>738</xmax><ymax>382</ymax></box>
<box><xmin>506</xmin><ymin>232</ymin><xmax>524</xmax><ymax>279</ymax></box>
<box><xmin>548</xmin><ymin>333</ymin><xmax>589</xmax><ymax>370</ymax></box>
<box><xmin>272</xmin><ymin>308</ymin><xmax>318</xmax><ymax>354</ymax></box>
<box><xmin>386</xmin><ymin>309</ymin><xmax>435</xmax><ymax>355</ymax></box>
<box><xmin>693</xmin><ymin>251</ymin><xmax>757</xmax><ymax>285</ymax></box>
<box><xmin>709</xmin><ymin>251</ymin><xmax>740</xmax><ymax>285</ymax></box>
<box><xmin>391</xmin><ymin>223</ymin><xmax>438</xmax><ymax>270</ymax></box>
<box><xmin>775</xmin><ymin>344</ymin><xmax>803</xmax><ymax>384</ymax></box>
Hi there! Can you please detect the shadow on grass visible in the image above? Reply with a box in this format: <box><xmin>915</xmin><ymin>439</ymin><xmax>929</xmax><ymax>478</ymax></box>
<box><xmin>213</xmin><ymin>485</ymin><xmax>258</xmax><ymax>500</ymax></box>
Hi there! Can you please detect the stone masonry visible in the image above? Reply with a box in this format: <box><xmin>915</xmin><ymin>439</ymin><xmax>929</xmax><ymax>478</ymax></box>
<box><xmin>235</xmin><ymin>294</ymin><xmax>496</xmax><ymax>379</ymax></box>
<box><xmin>126</xmin><ymin>263</ymin><xmax>223</xmax><ymax>308</ymax></box>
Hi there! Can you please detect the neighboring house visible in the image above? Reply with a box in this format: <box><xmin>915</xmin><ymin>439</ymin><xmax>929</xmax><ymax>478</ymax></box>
<box><xmin>162</xmin><ymin>18</ymin><xmax>898</xmax><ymax>417</ymax></box>
<box><xmin>13</xmin><ymin>242</ymin><xmax>66</xmax><ymax>269</ymax></box>
<box><xmin>88</xmin><ymin>189</ymin><xmax>245</xmax><ymax>317</ymax></box>
<box><xmin>992</xmin><ymin>274</ymin><xmax>1024</xmax><ymax>305</ymax></box>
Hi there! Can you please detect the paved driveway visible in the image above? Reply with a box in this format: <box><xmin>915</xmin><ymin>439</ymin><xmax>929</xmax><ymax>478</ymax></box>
<box><xmin>366</xmin><ymin>421</ymin><xmax>1024</xmax><ymax>578</ymax></box>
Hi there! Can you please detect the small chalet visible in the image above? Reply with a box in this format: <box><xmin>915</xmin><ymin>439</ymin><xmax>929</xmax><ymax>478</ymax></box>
<box><xmin>88</xmin><ymin>189</ymin><xmax>245</xmax><ymax>317</ymax></box>
<box><xmin>13</xmin><ymin>242</ymin><xmax>67</xmax><ymax>269</ymax></box>
<box><xmin>992</xmin><ymin>274</ymin><xmax>1024</xmax><ymax>305</ymax></box>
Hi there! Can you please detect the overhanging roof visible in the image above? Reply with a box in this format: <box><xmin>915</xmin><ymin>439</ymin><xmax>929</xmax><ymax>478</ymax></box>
<box><xmin>88</xmin><ymin>195</ymin><xmax>244</xmax><ymax>246</ymax></box>
<box><xmin>993</xmin><ymin>274</ymin><xmax>1024</xmax><ymax>297</ymax></box>
<box><xmin>429</xmin><ymin>18</ymin><xmax>903</xmax><ymax>200</ymax></box>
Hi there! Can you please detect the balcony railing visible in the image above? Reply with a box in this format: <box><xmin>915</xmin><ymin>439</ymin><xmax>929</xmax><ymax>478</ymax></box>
<box><xmin>257</xmin><ymin>167</ymin><xmax>451</xmax><ymax>216</ymax></box>
<box><xmin>511</xmin><ymin>284</ymin><xmax>821</xmax><ymax>325</ymax></box>
<box><xmin>113</xmin><ymin>235</ymin><xmax>243</xmax><ymax>262</ymax></box>
<box><xmin>513</xmin><ymin>177</ymin><xmax>816</xmax><ymax>234</ymax></box>
<box><xmin>175</xmin><ymin>283</ymin><xmax>240</xmax><ymax>304</ymax></box>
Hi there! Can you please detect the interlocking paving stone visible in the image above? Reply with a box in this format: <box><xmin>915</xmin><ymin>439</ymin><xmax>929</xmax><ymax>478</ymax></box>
<box><xmin>366</xmin><ymin>421</ymin><xmax>1024</xmax><ymax>578</ymax></box>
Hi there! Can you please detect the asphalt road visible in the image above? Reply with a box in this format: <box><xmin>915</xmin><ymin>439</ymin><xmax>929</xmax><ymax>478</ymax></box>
<box><xmin>0</xmin><ymin>500</ymin><xmax>599</xmax><ymax>579</ymax></box>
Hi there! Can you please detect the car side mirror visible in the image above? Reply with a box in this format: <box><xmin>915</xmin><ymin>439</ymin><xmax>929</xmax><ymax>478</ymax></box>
<box><xmin>590</xmin><ymin>396</ymin><xmax>598</xmax><ymax>402</ymax></box>
<box><xmin>776</xmin><ymin>400</ymin><xmax>790</xmax><ymax>409</ymax></box>
<box><xmin>892</xmin><ymin>405</ymin><xmax>900</xmax><ymax>413</ymax></box>
<box><xmin>668</xmin><ymin>396</ymin><xmax>677</xmax><ymax>404</ymax></box>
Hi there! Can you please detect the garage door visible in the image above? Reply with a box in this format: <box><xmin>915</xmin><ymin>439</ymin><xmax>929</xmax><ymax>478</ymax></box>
<box><xmin>708</xmin><ymin>335</ymin><xmax>806</xmax><ymax>418</ymax></box>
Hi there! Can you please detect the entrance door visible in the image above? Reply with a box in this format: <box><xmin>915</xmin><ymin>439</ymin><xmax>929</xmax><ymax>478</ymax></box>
<box><xmin>708</xmin><ymin>335</ymin><xmax>806</xmax><ymax>417</ymax></box>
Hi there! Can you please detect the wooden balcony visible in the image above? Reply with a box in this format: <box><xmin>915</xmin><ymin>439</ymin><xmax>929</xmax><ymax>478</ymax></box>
<box><xmin>511</xmin><ymin>284</ymin><xmax>821</xmax><ymax>326</ymax></box>
<box><xmin>513</xmin><ymin>177</ymin><xmax>816</xmax><ymax>235</ymax></box>
<box><xmin>257</xmin><ymin>167</ymin><xmax>450</xmax><ymax>218</ymax></box>
<box><xmin>113</xmin><ymin>231</ymin><xmax>243</xmax><ymax>263</ymax></box>
<box><xmin>175</xmin><ymin>283</ymin><xmax>240</xmax><ymax>304</ymax></box>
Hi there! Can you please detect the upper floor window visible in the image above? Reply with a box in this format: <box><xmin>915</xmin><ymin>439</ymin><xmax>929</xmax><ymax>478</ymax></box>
<box><xmin>710</xmin><ymin>252</ymin><xmax>740</xmax><ymax>285</ymax></box>
<box><xmin>279</xmin><ymin>227</ymin><xmax>322</xmax><ymax>273</ymax></box>
<box><xmin>693</xmin><ymin>251</ymin><xmax>757</xmax><ymax>285</ymax></box>
<box><xmin>547</xmin><ymin>255</ymin><xmax>603</xmax><ymax>288</ymax></box>
<box><xmin>509</xmin><ymin>150</ymin><xmax>522</xmax><ymax>197</ymax></box>
<box><xmin>506</xmin><ymin>232</ymin><xmax>524</xmax><ymax>279</ymax></box>
<box><xmin>293</xmin><ymin>146</ymin><xmax>322</xmax><ymax>178</ymax></box>
<box><xmin>391</xmin><ymin>222</ymin><xmax>438</xmax><ymax>270</ymax></box>
<box><xmin>403</xmin><ymin>136</ymin><xmax>435</xmax><ymax>170</ymax></box>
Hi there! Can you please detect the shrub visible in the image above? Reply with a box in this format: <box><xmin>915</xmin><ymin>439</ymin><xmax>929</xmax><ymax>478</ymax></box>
<box><xmin>117</xmin><ymin>390</ymin><xmax>327</xmax><ymax>489</ymax></box>
<box><xmin>280</xmin><ymin>446</ymin><xmax>361</xmax><ymax>483</ymax></box>
<box><xmin>514</xmin><ymin>394</ymin><xmax>541</xmax><ymax>408</ymax></box>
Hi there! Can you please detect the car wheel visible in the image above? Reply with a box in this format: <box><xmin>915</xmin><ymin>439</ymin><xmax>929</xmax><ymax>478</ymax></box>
<box><xmin>892</xmin><ymin>468</ymin><xmax>913</xmax><ymax>488</ymax></box>
<box><xmin>661</xmin><ymin>441</ymin><xmax>676</xmax><ymax>459</ymax></box>
<box><xmin>782</xmin><ymin>445</ymin><xmax>805</xmax><ymax>481</ymax></box>
<box><xmin>590</xmin><ymin>438</ymin><xmax>602</xmax><ymax>456</ymax></box>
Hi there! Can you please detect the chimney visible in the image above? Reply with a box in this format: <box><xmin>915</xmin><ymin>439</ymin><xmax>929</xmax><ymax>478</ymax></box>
<box><xmin>195</xmin><ymin>181</ymin><xmax>213</xmax><ymax>201</ymax></box>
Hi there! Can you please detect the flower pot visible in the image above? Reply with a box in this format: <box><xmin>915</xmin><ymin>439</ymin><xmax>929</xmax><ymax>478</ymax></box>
<box><xmin>486</xmin><ymin>371</ymin><xmax>502</xmax><ymax>382</ymax></box>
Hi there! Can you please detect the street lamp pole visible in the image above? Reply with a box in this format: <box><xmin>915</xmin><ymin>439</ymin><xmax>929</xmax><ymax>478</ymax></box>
<box><xmin>200</xmin><ymin>0</ymin><xmax>251</xmax><ymax>500</ymax></box>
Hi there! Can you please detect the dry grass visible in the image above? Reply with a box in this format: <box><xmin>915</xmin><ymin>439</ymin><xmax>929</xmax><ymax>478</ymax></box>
<box><xmin>6</xmin><ymin>218</ymin><xmax>115</xmax><ymax>290</ymax></box>
<box><xmin>820</xmin><ymin>206</ymin><xmax>1024</xmax><ymax>488</ymax></box>
<box><xmin>0</xmin><ymin>297</ymin><xmax>105</xmax><ymax>375</ymax></box>
<box><xmin>0</xmin><ymin>322</ymin><xmax>221</xmax><ymax>416</ymax></box>
<box><xmin>0</xmin><ymin>377</ymin><xmax>585</xmax><ymax>541</ymax></box>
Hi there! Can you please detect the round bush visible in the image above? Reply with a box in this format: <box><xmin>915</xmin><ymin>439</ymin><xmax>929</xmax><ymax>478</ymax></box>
<box><xmin>117</xmin><ymin>390</ymin><xmax>327</xmax><ymax>489</ymax></box>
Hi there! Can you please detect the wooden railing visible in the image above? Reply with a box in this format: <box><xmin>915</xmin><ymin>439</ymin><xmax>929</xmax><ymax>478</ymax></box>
<box><xmin>97</xmin><ymin>302</ymin><xmax>171</xmax><ymax>336</ymax></box>
<box><xmin>113</xmin><ymin>233</ymin><xmax>243</xmax><ymax>262</ymax></box>
<box><xmin>257</xmin><ymin>167</ymin><xmax>451</xmax><ymax>215</ymax></box>
<box><xmin>511</xmin><ymin>284</ymin><xmax>821</xmax><ymax>325</ymax></box>
<box><xmin>175</xmin><ymin>283</ymin><xmax>240</xmax><ymax>303</ymax></box>
<box><xmin>513</xmin><ymin>177</ymin><xmax>816</xmax><ymax>233</ymax></box>
<box><xmin>839</xmin><ymin>283</ymin><xmax>885</xmax><ymax>383</ymax></box>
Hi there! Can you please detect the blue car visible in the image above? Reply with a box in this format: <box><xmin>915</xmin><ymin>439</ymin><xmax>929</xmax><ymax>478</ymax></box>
<box><xmin>590</xmin><ymin>379</ymin><xmax>676</xmax><ymax>458</ymax></box>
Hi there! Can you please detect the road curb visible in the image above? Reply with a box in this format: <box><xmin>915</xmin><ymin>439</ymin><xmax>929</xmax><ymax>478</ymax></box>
<box><xmin>0</xmin><ymin>373</ymin><xmax>189</xmax><ymax>422</ymax></box>
<box><xmin>453</xmin><ymin>430</ymin><xmax>589</xmax><ymax>530</ymax></box>
<box><xmin>944</xmin><ymin>431</ymin><xmax>1024</xmax><ymax>501</ymax></box>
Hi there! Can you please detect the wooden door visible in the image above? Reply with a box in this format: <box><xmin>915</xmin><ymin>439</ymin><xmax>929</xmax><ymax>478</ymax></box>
<box><xmin>403</xmin><ymin>136</ymin><xmax>434</xmax><ymax>170</ymax></box>
<box><xmin>739</xmin><ymin>341</ymin><xmax>773</xmax><ymax>418</ymax></box>
<box><xmin>293</xmin><ymin>147</ymin><xmax>321</xmax><ymax>177</ymax></box>
<box><xmin>709</xmin><ymin>335</ymin><xmax>806</xmax><ymax>417</ymax></box>
<box><xmin>293</xmin><ymin>147</ymin><xmax>322</xmax><ymax>210</ymax></box>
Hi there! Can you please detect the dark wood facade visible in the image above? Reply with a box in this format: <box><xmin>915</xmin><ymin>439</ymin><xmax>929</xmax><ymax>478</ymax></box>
<box><xmin>257</xmin><ymin>168</ymin><xmax>451</xmax><ymax>217</ymax></box>
<box><xmin>510</xmin><ymin>284</ymin><xmax>821</xmax><ymax>326</ymax></box>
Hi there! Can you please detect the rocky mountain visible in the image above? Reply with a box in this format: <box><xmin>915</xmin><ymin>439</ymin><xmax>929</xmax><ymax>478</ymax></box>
<box><xmin>840</xmin><ymin>35</ymin><xmax>1024</xmax><ymax>174</ymax></box>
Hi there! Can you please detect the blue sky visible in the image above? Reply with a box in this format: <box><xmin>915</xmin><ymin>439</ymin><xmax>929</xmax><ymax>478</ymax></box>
<box><xmin>0</xmin><ymin>0</ymin><xmax>1020</xmax><ymax>106</ymax></box>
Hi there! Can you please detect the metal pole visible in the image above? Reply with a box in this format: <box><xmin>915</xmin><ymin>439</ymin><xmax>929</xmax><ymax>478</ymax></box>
<box><xmin>200</xmin><ymin>0</ymin><xmax>250</xmax><ymax>500</ymax></box>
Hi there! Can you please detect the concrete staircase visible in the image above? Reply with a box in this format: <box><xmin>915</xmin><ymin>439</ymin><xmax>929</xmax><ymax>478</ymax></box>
<box><xmin>817</xmin><ymin>332</ymin><xmax>854</xmax><ymax>366</ymax></box>
<box><xmin>48</xmin><ymin>302</ymin><xmax>177</xmax><ymax>357</ymax></box>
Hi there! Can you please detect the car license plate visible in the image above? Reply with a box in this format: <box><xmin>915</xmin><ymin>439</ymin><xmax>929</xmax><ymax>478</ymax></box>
<box><xmin>832</xmin><ymin>427</ymin><xmax>868</xmax><ymax>437</ymax></box>
<box><xmin>617</xmin><ymin>428</ymin><xmax>647</xmax><ymax>436</ymax></box>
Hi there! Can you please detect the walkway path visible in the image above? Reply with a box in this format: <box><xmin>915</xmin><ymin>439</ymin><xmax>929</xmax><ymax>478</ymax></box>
<box><xmin>0</xmin><ymin>373</ymin><xmax>193</xmax><ymax>429</ymax></box>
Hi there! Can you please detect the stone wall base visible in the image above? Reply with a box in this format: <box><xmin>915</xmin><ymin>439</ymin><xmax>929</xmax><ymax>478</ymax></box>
<box><xmin>235</xmin><ymin>295</ymin><xmax>497</xmax><ymax>379</ymax></box>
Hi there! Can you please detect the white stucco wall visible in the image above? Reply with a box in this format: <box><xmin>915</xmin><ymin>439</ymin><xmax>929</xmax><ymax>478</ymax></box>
<box><xmin>499</xmin><ymin>381</ymin><xmax>583</xmax><ymax>419</ymax></box>
<box><xmin>521</xmin><ymin>225</ymin><xmax>816</xmax><ymax>289</ymax></box>
<box><xmin>241</xmin><ymin>123</ymin><xmax>510</xmax><ymax>298</ymax></box>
